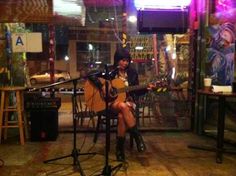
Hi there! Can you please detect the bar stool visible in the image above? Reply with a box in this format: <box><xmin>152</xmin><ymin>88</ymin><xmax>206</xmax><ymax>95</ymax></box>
<box><xmin>0</xmin><ymin>86</ymin><xmax>26</xmax><ymax>145</ymax></box>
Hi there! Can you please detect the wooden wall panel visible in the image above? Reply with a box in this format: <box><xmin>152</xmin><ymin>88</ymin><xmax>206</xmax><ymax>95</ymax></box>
<box><xmin>0</xmin><ymin>0</ymin><xmax>53</xmax><ymax>23</ymax></box>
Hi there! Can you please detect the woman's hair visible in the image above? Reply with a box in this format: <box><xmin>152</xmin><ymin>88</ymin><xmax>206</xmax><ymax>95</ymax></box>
<box><xmin>113</xmin><ymin>47</ymin><xmax>131</xmax><ymax>67</ymax></box>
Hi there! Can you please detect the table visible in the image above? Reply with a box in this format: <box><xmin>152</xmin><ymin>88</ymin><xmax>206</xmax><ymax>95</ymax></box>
<box><xmin>189</xmin><ymin>89</ymin><xmax>236</xmax><ymax>163</ymax></box>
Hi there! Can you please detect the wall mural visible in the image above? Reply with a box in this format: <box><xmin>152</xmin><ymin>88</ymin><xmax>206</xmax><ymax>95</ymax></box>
<box><xmin>206</xmin><ymin>0</ymin><xmax>236</xmax><ymax>85</ymax></box>
<box><xmin>207</xmin><ymin>22</ymin><xmax>235</xmax><ymax>85</ymax></box>
<box><xmin>204</xmin><ymin>0</ymin><xmax>236</xmax><ymax>134</ymax></box>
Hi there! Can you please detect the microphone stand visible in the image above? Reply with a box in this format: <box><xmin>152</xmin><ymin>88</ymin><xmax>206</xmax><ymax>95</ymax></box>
<box><xmin>100</xmin><ymin>64</ymin><xmax>122</xmax><ymax>176</ymax></box>
<box><xmin>43</xmin><ymin>78</ymin><xmax>96</xmax><ymax>176</ymax></box>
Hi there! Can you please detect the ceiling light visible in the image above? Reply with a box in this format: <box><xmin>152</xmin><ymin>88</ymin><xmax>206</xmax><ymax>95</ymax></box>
<box><xmin>172</xmin><ymin>52</ymin><xmax>177</xmax><ymax>59</ymax></box>
<box><xmin>65</xmin><ymin>55</ymin><xmax>69</xmax><ymax>61</ymax></box>
<box><xmin>135</xmin><ymin>46</ymin><xmax>143</xmax><ymax>50</ymax></box>
<box><xmin>128</xmin><ymin>15</ymin><xmax>137</xmax><ymax>23</ymax></box>
<box><xmin>95</xmin><ymin>61</ymin><xmax>102</xmax><ymax>64</ymax></box>
<box><xmin>88</xmin><ymin>44</ymin><xmax>93</xmax><ymax>50</ymax></box>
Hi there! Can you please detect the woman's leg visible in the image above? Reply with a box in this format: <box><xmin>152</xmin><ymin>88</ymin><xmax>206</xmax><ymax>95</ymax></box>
<box><xmin>128</xmin><ymin>126</ymin><xmax>146</xmax><ymax>152</ymax></box>
<box><xmin>117</xmin><ymin>113</ymin><xmax>126</xmax><ymax>137</ymax></box>
<box><xmin>116</xmin><ymin>113</ymin><xmax>126</xmax><ymax>161</ymax></box>
<box><xmin>112</xmin><ymin>101</ymin><xmax>146</xmax><ymax>153</ymax></box>
<box><xmin>112</xmin><ymin>101</ymin><xmax>136</xmax><ymax>128</ymax></box>
<box><xmin>112</xmin><ymin>101</ymin><xmax>134</xmax><ymax>161</ymax></box>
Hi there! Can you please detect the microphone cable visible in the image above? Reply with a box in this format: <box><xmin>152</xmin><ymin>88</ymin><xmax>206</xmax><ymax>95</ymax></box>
<box><xmin>0</xmin><ymin>158</ymin><xmax>4</xmax><ymax>167</ymax></box>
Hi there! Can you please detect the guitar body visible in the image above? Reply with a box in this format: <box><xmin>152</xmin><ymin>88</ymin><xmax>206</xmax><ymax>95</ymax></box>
<box><xmin>84</xmin><ymin>78</ymin><xmax>126</xmax><ymax>112</ymax></box>
<box><xmin>84</xmin><ymin>77</ymin><xmax>167</xmax><ymax>112</ymax></box>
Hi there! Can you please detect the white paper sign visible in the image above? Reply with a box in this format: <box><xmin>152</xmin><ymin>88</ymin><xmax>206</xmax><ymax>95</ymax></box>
<box><xmin>12</xmin><ymin>32</ymin><xmax>42</xmax><ymax>53</ymax></box>
<box><xmin>27</xmin><ymin>33</ymin><xmax>42</xmax><ymax>52</ymax></box>
<box><xmin>212</xmin><ymin>85</ymin><xmax>232</xmax><ymax>93</ymax></box>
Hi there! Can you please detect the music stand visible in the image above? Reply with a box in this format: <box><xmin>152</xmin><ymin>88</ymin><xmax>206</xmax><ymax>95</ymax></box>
<box><xmin>43</xmin><ymin>78</ymin><xmax>96</xmax><ymax>176</ymax></box>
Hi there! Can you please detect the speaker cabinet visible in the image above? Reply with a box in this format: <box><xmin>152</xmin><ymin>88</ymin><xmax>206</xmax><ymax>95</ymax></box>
<box><xmin>30</xmin><ymin>109</ymin><xmax>58</xmax><ymax>141</ymax></box>
<box><xmin>137</xmin><ymin>9</ymin><xmax>189</xmax><ymax>34</ymax></box>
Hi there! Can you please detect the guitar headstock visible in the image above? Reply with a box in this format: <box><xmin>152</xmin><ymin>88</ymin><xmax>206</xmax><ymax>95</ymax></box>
<box><xmin>152</xmin><ymin>76</ymin><xmax>169</xmax><ymax>93</ymax></box>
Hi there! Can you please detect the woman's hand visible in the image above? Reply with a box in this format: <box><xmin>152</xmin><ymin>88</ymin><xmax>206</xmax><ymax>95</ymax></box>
<box><xmin>147</xmin><ymin>83</ymin><xmax>155</xmax><ymax>90</ymax></box>
<box><xmin>126</xmin><ymin>101</ymin><xmax>136</xmax><ymax>110</ymax></box>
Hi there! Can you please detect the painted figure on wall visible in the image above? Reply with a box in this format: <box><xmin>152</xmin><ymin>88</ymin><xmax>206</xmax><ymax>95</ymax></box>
<box><xmin>207</xmin><ymin>22</ymin><xmax>235</xmax><ymax>85</ymax></box>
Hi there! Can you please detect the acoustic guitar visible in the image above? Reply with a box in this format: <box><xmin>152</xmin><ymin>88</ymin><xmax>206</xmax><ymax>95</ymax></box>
<box><xmin>84</xmin><ymin>78</ymin><xmax>167</xmax><ymax>112</ymax></box>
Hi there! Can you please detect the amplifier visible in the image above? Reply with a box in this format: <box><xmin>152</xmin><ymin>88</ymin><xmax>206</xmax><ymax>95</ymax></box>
<box><xmin>25</xmin><ymin>97</ymin><xmax>61</xmax><ymax>109</ymax></box>
<box><xmin>24</xmin><ymin>93</ymin><xmax>61</xmax><ymax>141</ymax></box>
<box><xmin>30</xmin><ymin>109</ymin><xmax>58</xmax><ymax>141</ymax></box>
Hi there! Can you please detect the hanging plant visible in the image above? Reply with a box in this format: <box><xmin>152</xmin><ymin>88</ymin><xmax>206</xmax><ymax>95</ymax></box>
<box><xmin>0</xmin><ymin>23</ymin><xmax>31</xmax><ymax>86</ymax></box>
<box><xmin>0</xmin><ymin>24</ymin><xmax>9</xmax><ymax>86</ymax></box>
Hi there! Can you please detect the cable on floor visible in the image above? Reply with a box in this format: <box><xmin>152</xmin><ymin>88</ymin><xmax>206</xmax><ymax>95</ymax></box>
<box><xmin>0</xmin><ymin>158</ymin><xmax>4</xmax><ymax>167</ymax></box>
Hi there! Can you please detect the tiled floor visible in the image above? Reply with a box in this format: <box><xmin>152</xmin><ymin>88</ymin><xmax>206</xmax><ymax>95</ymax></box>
<box><xmin>1</xmin><ymin>131</ymin><xmax>236</xmax><ymax>175</ymax></box>
<box><xmin>1</xmin><ymin>101</ymin><xmax>236</xmax><ymax>175</ymax></box>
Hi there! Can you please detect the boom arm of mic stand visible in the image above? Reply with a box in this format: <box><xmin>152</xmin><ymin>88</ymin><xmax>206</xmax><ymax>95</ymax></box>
<box><xmin>28</xmin><ymin>76</ymin><xmax>85</xmax><ymax>91</ymax></box>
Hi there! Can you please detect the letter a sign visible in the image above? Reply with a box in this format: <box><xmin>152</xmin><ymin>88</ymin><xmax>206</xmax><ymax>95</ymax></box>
<box><xmin>16</xmin><ymin>36</ymin><xmax>24</xmax><ymax>46</ymax></box>
<box><xmin>12</xmin><ymin>33</ymin><xmax>27</xmax><ymax>52</ymax></box>
<box><xmin>12</xmin><ymin>33</ymin><xmax>42</xmax><ymax>53</ymax></box>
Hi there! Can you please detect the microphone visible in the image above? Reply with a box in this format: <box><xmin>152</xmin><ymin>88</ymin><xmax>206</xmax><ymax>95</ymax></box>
<box><xmin>88</xmin><ymin>65</ymin><xmax>120</xmax><ymax>80</ymax></box>
<box><xmin>87</xmin><ymin>70</ymin><xmax>103</xmax><ymax>78</ymax></box>
<box><xmin>108</xmin><ymin>66</ymin><xmax>120</xmax><ymax>78</ymax></box>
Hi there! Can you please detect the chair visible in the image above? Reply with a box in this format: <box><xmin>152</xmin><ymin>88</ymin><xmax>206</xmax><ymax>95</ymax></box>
<box><xmin>76</xmin><ymin>91</ymin><xmax>96</xmax><ymax>129</ymax></box>
<box><xmin>138</xmin><ymin>92</ymin><xmax>155</xmax><ymax>126</ymax></box>
<box><xmin>0</xmin><ymin>87</ymin><xmax>28</xmax><ymax>145</ymax></box>
<box><xmin>93</xmin><ymin>108</ymin><xmax>137</xmax><ymax>149</ymax></box>
<box><xmin>93</xmin><ymin>109</ymin><xmax>118</xmax><ymax>143</ymax></box>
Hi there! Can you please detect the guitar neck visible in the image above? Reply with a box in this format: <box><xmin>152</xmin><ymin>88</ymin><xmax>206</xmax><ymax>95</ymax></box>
<box><xmin>117</xmin><ymin>84</ymin><xmax>147</xmax><ymax>93</ymax></box>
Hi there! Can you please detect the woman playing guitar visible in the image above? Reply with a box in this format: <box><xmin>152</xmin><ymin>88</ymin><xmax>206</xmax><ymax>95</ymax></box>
<box><xmin>87</xmin><ymin>47</ymin><xmax>154</xmax><ymax>161</ymax></box>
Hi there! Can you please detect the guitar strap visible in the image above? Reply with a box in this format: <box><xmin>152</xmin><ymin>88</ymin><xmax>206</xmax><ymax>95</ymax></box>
<box><xmin>88</xmin><ymin>74</ymin><xmax>103</xmax><ymax>91</ymax></box>
<box><xmin>87</xmin><ymin>74</ymin><xmax>107</xmax><ymax>102</ymax></box>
